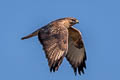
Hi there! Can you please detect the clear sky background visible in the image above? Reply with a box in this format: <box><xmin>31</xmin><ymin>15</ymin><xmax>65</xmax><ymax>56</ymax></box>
<box><xmin>0</xmin><ymin>0</ymin><xmax>120</xmax><ymax>80</ymax></box>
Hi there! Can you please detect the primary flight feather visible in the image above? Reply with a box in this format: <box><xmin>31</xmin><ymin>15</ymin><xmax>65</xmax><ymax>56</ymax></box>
<box><xmin>21</xmin><ymin>17</ymin><xmax>87</xmax><ymax>75</ymax></box>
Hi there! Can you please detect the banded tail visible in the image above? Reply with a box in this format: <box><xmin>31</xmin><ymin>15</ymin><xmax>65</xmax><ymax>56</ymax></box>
<box><xmin>21</xmin><ymin>29</ymin><xmax>40</xmax><ymax>40</ymax></box>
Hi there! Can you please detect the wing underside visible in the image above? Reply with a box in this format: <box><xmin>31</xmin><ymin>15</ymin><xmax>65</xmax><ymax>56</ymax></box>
<box><xmin>66</xmin><ymin>27</ymin><xmax>87</xmax><ymax>75</ymax></box>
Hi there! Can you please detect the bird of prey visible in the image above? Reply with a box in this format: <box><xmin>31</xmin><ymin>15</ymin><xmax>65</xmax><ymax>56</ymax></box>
<box><xmin>21</xmin><ymin>17</ymin><xmax>86</xmax><ymax>75</ymax></box>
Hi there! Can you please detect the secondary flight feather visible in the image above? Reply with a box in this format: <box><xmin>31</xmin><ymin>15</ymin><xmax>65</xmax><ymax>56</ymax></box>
<box><xmin>21</xmin><ymin>17</ymin><xmax>87</xmax><ymax>75</ymax></box>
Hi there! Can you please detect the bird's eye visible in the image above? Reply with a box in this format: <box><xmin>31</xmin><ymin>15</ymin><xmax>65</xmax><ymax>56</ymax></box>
<box><xmin>72</xmin><ymin>19</ymin><xmax>76</xmax><ymax>22</ymax></box>
<box><xmin>71</xmin><ymin>19</ymin><xmax>76</xmax><ymax>23</ymax></box>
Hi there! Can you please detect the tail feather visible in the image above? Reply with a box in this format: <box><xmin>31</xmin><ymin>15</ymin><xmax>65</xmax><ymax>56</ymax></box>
<box><xmin>21</xmin><ymin>29</ymin><xmax>40</xmax><ymax>40</ymax></box>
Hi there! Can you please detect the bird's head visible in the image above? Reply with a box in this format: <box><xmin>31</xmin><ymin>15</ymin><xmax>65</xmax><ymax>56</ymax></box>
<box><xmin>53</xmin><ymin>17</ymin><xmax>79</xmax><ymax>28</ymax></box>
<box><xmin>65</xmin><ymin>17</ymin><xmax>79</xmax><ymax>26</ymax></box>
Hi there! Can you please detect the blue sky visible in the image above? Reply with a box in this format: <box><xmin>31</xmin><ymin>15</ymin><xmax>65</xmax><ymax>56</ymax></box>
<box><xmin>0</xmin><ymin>0</ymin><xmax>120</xmax><ymax>80</ymax></box>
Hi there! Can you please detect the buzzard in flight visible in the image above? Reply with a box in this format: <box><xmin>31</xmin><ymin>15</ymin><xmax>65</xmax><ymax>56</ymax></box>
<box><xmin>21</xmin><ymin>17</ymin><xmax>86</xmax><ymax>75</ymax></box>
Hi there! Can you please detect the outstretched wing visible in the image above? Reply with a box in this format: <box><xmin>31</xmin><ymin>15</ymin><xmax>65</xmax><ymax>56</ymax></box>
<box><xmin>38</xmin><ymin>24</ymin><xmax>68</xmax><ymax>72</ymax></box>
<box><xmin>66</xmin><ymin>27</ymin><xmax>87</xmax><ymax>75</ymax></box>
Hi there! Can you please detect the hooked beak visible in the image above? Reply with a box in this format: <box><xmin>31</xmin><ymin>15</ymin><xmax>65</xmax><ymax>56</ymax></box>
<box><xmin>76</xmin><ymin>20</ymin><xmax>79</xmax><ymax>24</ymax></box>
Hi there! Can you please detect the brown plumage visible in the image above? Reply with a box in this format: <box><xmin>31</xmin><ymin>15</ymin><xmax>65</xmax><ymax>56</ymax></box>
<box><xmin>21</xmin><ymin>17</ymin><xmax>87</xmax><ymax>75</ymax></box>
